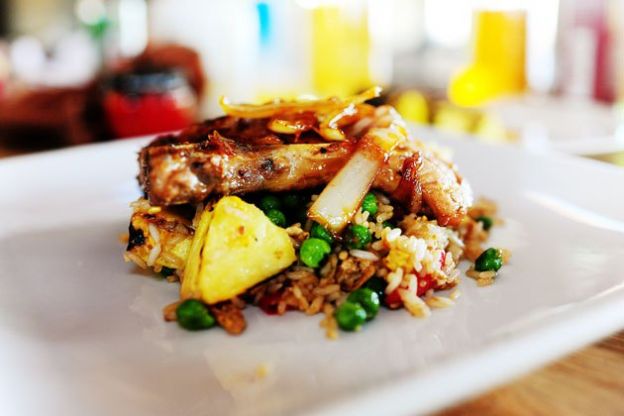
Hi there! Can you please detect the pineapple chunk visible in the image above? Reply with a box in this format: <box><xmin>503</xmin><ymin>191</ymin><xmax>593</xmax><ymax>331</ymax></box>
<box><xmin>181</xmin><ymin>196</ymin><xmax>296</xmax><ymax>304</ymax></box>
<box><xmin>126</xmin><ymin>202</ymin><xmax>193</xmax><ymax>272</ymax></box>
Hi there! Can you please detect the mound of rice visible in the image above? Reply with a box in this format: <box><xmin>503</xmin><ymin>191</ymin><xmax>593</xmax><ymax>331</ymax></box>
<box><xmin>123</xmin><ymin>191</ymin><xmax>505</xmax><ymax>338</ymax></box>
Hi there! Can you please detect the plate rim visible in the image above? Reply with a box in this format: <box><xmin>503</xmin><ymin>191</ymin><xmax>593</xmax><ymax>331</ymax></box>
<box><xmin>309</xmin><ymin>287</ymin><xmax>624</xmax><ymax>415</ymax></box>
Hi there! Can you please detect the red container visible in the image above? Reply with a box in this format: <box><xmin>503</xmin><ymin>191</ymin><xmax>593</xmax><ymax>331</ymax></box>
<box><xmin>103</xmin><ymin>70</ymin><xmax>197</xmax><ymax>138</ymax></box>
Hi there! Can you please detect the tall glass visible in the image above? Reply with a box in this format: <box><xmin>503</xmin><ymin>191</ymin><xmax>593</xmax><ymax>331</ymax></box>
<box><xmin>309</xmin><ymin>2</ymin><xmax>372</xmax><ymax>97</ymax></box>
<box><xmin>450</xmin><ymin>9</ymin><xmax>527</xmax><ymax>106</ymax></box>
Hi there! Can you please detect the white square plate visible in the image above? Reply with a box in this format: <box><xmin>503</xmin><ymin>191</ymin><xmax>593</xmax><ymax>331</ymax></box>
<box><xmin>1</xmin><ymin>133</ymin><xmax>623</xmax><ymax>416</ymax></box>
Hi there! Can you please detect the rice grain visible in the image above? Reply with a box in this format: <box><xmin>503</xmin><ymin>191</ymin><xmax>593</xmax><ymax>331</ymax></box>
<box><xmin>349</xmin><ymin>249</ymin><xmax>379</xmax><ymax>261</ymax></box>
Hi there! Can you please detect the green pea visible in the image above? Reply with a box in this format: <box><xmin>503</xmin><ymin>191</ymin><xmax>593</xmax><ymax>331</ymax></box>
<box><xmin>476</xmin><ymin>216</ymin><xmax>493</xmax><ymax>231</ymax></box>
<box><xmin>347</xmin><ymin>288</ymin><xmax>380</xmax><ymax>321</ymax></box>
<box><xmin>159</xmin><ymin>266</ymin><xmax>176</xmax><ymax>277</ymax></box>
<box><xmin>282</xmin><ymin>193</ymin><xmax>305</xmax><ymax>210</ymax></box>
<box><xmin>299</xmin><ymin>238</ymin><xmax>331</xmax><ymax>268</ymax></box>
<box><xmin>310</xmin><ymin>222</ymin><xmax>334</xmax><ymax>245</ymax></box>
<box><xmin>335</xmin><ymin>301</ymin><xmax>367</xmax><ymax>331</ymax></box>
<box><xmin>361</xmin><ymin>193</ymin><xmax>378</xmax><ymax>216</ymax></box>
<box><xmin>176</xmin><ymin>299</ymin><xmax>216</xmax><ymax>331</ymax></box>
<box><xmin>363</xmin><ymin>277</ymin><xmax>387</xmax><ymax>305</ymax></box>
<box><xmin>345</xmin><ymin>224</ymin><xmax>372</xmax><ymax>249</ymax></box>
<box><xmin>475</xmin><ymin>247</ymin><xmax>503</xmax><ymax>272</ymax></box>
<box><xmin>266</xmin><ymin>208</ymin><xmax>287</xmax><ymax>227</ymax></box>
<box><xmin>259</xmin><ymin>195</ymin><xmax>281</xmax><ymax>212</ymax></box>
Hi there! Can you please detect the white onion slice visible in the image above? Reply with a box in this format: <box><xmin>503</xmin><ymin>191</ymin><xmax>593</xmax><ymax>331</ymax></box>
<box><xmin>309</xmin><ymin>105</ymin><xmax>408</xmax><ymax>233</ymax></box>
<box><xmin>308</xmin><ymin>144</ymin><xmax>383</xmax><ymax>233</ymax></box>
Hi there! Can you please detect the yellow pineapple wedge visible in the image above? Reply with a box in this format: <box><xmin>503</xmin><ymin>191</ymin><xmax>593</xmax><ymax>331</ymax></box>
<box><xmin>125</xmin><ymin>201</ymin><xmax>193</xmax><ymax>275</ymax></box>
<box><xmin>181</xmin><ymin>196</ymin><xmax>296</xmax><ymax>304</ymax></box>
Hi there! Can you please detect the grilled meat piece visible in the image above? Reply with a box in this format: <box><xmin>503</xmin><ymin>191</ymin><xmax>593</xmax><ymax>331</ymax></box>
<box><xmin>140</xmin><ymin>116</ymin><xmax>358</xmax><ymax>205</ymax></box>
<box><xmin>138</xmin><ymin>116</ymin><xmax>472</xmax><ymax>225</ymax></box>
<box><xmin>418</xmin><ymin>149</ymin><xmax>473</xmax><ymax>226</ymax></box>
<box><xmin>373</xmin><ymin>146</ymin><xmax>473</xmax><ymax>226</ymax></box>
<box><xmin>140</xmin><ymin>137</ymin><xmax>354</xmax><ymax>206</ymax></box>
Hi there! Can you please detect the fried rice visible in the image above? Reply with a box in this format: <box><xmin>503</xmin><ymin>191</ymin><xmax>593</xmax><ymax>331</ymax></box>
<box><xmin>124</xmin><ymin>192</ymin><xmax>505</xmax><ymax>338</ymax></box>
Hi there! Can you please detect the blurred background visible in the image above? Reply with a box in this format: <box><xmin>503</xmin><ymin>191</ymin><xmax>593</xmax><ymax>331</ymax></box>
<box><xmin>0</xmin><ymin>0</ymin><xmax>623</xmax><ymax>164</ymax></box>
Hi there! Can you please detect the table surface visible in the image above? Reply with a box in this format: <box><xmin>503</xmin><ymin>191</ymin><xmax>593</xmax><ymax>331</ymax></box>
<box><xmin>438</xmin><ymin>331</ymin><xmax>624</xmax><ymax>415</ymax></box>
<box><xmin>1</xmin><ymin>146</ymin><xmax>623</xmax><ymax>415</ymax></box>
